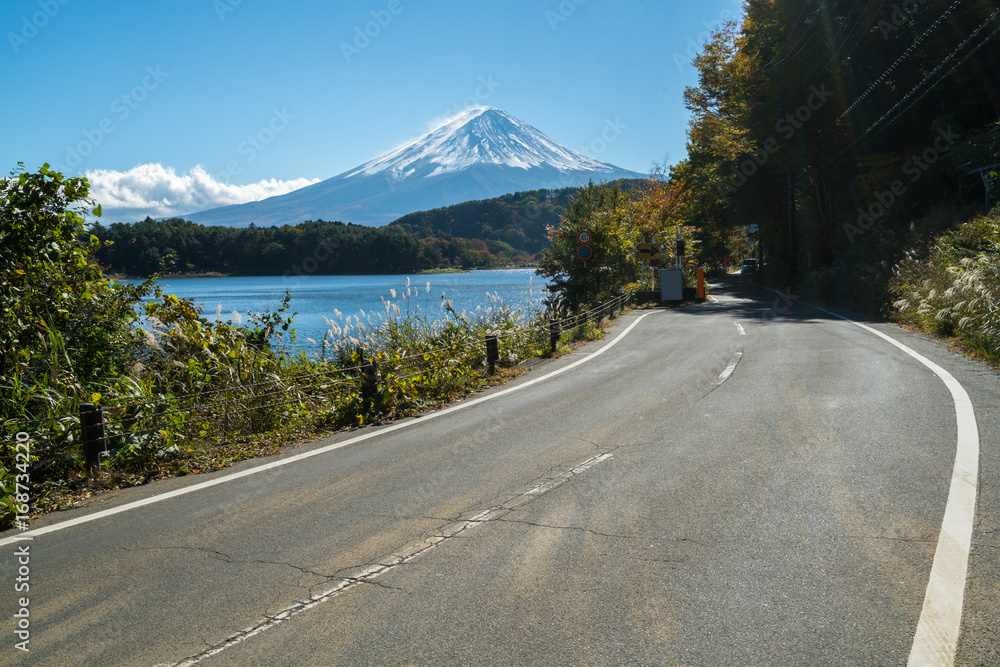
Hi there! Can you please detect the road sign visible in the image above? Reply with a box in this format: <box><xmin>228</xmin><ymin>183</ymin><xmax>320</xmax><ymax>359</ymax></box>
<box><xmin>577</xmin><ymin>230</ymin><xmax>592</xmax><ymax>244</ymax></box>
<box><xmin>577</xmin><ymin>245</ymin><xmax>593</xmax><ymax>260</ymax></box>
<box><xmin>637</xmin><ymin>243</ymin><xmax>660</xmax><ymax>259</ymax></box>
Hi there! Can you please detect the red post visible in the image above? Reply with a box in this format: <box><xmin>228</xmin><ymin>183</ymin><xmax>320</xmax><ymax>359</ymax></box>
<box><xmin>697</xmin><ymin>267</ymin><xmax>705</xmax><ymax>300</ymax></box>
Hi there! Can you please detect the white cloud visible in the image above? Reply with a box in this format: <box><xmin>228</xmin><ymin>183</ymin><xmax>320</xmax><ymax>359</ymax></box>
<box><xmin>85</xmin><ymin>162</ymin><xmax>319</xmax><ymax>221</ymax></box>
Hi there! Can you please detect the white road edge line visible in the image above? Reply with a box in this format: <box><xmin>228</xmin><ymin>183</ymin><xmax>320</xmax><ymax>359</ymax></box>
<box><xmin>759</xmin><ymin>287</ymin><xmax>979</xmax><ymax>667</ymax></box>
<box><xmin>0</xmin><ymin>313</ymin><xmax>654</xmax><ymax>548</ymax></box>
<box><xmin>167</xmin><ymin>451</ymin><xmax>615</xmax><ymax>666</ymax></box>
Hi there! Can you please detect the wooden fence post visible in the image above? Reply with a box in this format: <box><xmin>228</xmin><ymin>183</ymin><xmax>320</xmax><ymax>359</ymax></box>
<box><xmin>485</xmin><ymin>335</ymin><xmax>499</xmax><ymax>375</ymax></box>
<box><xmin>81</xmin><ymin>403</ymin><xmax>107</xmax><ymax>475</ymax></box>
<box><xmin>549</xmin><ymin>321</ymin><xmax>560</xmax><ymax>354</ymax></box>
<box><xmin>357</xmin><ymin>348</ymin><xmax>378</xmax><ymax>413</ymax></box>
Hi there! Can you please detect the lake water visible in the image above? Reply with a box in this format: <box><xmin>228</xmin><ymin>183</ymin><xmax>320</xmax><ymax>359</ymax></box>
<box><xmin>135</xmin><ymin>270</ymin><xmax>551</xmax><ymax>350</ymax></box>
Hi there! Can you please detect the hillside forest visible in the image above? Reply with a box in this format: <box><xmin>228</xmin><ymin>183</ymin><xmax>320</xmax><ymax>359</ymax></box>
<box><xmin>673</xmin><ymin>0</ymin><xmax>1000</xmax><ymax>313</ymax></box>
<box><xmin>90</xmin><ymin>187</ymin><xmax>583</xmax><ymax>276</ymax></box>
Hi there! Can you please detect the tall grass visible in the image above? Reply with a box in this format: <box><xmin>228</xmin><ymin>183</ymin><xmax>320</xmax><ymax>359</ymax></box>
<box><xmin>892</xmin><ymin>207</ymin><xmax>1000</xmax><ymax>364</ymax></box>
<box><xmin>2</xmin><ymin>283</ymin><xmax>623</xmax><ymax>527</ymax></box>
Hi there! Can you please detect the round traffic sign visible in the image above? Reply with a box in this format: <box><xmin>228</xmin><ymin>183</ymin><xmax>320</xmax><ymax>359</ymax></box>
<box><xmin>577</xmin><ymin>230</ymin><xmax>592</xmax><ymax>244</ymax></box>
<box><xmin>577</xmin><ymin>244</ymin><xmax>593</xmax><ymax>260</ymax></box>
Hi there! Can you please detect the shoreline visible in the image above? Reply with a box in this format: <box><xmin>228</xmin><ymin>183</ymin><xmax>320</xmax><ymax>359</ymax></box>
<box><xmin>107</xmin><ymin>266</ymin><xmax>540</xmax><ymax>280</ymax></box>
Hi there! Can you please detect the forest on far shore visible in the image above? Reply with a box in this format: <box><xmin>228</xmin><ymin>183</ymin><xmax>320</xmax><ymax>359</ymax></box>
<box><xmin>89</xmin><ymin>185</ymin><xmax>593</xmax><ymax>276</ymax></box>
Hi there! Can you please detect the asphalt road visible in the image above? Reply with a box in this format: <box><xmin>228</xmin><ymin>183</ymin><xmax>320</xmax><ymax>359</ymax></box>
<box><xmin>2</xmin><ymin>277</ymin><xmax>998</xmax><ymax>666</ymax></box>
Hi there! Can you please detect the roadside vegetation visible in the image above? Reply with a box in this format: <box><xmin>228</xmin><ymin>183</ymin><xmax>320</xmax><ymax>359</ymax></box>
<box><xmin>0</xmin><ymin>165</ymin><xmax>634</xmax><ymax>529</ymax></box>
<box><xmin>674</xmin><ymin>2</ymin><xmax>999</xmax><ymax>283</ymax></box>
<box><xmin>538</xmin><ymin>177</ymin><xmax>701</xmax><ymax>310</ymax></box>
<box><xmin>892</xmin><ymin>207</ymin><xmax>1000</xmax><ymax>365</ymax></box>
<box><xmin>671</xmin><ymin>1</ymin><xmax>998</xmax><ymax>360</ymax></box>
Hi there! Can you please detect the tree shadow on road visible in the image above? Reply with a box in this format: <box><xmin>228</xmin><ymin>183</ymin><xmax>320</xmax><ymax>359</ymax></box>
<box><xmin>668</xmin><ymin>274</ymin><xmax>888</xmax><ymax>327</ymax></box>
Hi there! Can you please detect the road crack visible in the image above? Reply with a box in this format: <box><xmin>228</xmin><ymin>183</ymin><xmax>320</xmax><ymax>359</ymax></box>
<box><xmin>848</xmin><ymin>535</ymin><xmax>936</xmax><ymax>543</ymax></box>
<box><xmin>130</xmin><ymin>546</ymin><xmax>337</xmax><ymax>579</ymax></box>
<box><xmin>164</xmin><ymin>449</ymin><xmax>617</xmax><ymax>666</ymax></box>
<box><xmin>490</xmin><ymin>516</ymin><xmax>645</xmax><ymax>540</ymax></box>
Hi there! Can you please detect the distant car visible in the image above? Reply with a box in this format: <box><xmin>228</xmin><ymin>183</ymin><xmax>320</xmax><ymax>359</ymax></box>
<box><xmin>741</xmin><ymin>258</ymin><xmax>757</xmax><ymax>278</ymax></box>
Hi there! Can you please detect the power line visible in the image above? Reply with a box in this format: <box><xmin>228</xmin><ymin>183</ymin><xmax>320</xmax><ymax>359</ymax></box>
<box><xmin>825</xmin><ymin>16</ymin><xmax>1000</xmax><ymax>169</ymax></box>
<box><xmin>885</xmin><ymin>20</ymin><xmax>1000</xmax><ymax>127</ymax></box>
<box><xmin>832</xmin><ymin>0</ymin><xmax>962</xmax><ymax>127</ymax></box>
<box><xmin>801</xmin><ymin>0</ymin><xmax>865</xmax><ymax>82</ymax></box>
<box><xmin>803</xmin><ymin>0</ymin><xmax>873</xmax><ymax>86</ymax></box>
<box><xmin>768</xmin><ymin>0</ymin><xmax>816</xmax><ymax>65</ymax></box>
<box><xmin>797</xmin><ymin>0</ymin><xmax>948</xmax><ymax>159</ymax></box>
<box><xmin>823</xmin><ymin>6</ymin><xmax>1000</xmax><ymax>168</ymax></box>
<box><xmin>770</xmin><ymin>2</ymin><xmax>829</xmax><ymax>68</ymax></box>
<box><xmin>864</xmin><ymin>6</ymin><xmax>1000</xmax><ymax>134</ymax></box>
<box><xmin>837</xmin><ymin>0</ymin><xmax>889</xmax><ymax>64</ymax></box>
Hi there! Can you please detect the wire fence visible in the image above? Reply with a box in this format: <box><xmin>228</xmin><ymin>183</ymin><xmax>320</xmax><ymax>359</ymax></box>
<box><xmin>0</xmin><ymin>291</ymin><xmax>634</xmax><ymax>480</ymax></box>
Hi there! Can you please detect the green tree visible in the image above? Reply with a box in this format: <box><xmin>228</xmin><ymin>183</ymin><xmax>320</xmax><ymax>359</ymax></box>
<box><xmin>537</xmin><ymin>182</ymin><xmax>642</xmax><ymax>309</ymax></box>
<box><xmin>0</xmin><ymin>164</ymin><xmax>151</xmax><ymax>420</ymax></box>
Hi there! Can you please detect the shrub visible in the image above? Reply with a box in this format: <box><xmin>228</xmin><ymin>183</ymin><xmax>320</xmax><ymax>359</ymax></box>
<box><xmin>892</xmin><ymin>208</ymin><xmax>1000</xmax><ymax>363</ymax></box>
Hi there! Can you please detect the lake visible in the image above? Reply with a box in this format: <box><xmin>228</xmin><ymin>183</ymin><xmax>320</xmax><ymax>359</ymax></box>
<box><xmin>133</xmin><ymin>270</ymin><xmax>551</xmax><ymax>351</ymax></box>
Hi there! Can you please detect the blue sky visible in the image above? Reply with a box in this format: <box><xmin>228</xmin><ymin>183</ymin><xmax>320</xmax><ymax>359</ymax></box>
<box><xmin>3</xmin><ymin>0</ymin><xmax>744</xmax><ymax>220</ymax></box>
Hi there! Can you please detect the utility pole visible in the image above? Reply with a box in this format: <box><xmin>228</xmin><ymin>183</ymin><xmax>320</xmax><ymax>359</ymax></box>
<box><xmin>787</xmin><ymin>170</ymin><xmax>796</xmax><ymax>280</ymax></box>
<box><xmin>675</xmin><ymin>228</ymin><xmax>683</xmax><ymax>270</ymax></box>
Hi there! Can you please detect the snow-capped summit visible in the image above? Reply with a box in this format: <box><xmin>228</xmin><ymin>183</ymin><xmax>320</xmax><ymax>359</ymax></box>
<box><xmin>350</xmin><ymin>107</ymin><xmax>617</xmax><ymax>178</ymax></box>
<box><xmin>182</xmin><ymin>108</ymin><xmax>644</xmax><ymax>226</ymax></box>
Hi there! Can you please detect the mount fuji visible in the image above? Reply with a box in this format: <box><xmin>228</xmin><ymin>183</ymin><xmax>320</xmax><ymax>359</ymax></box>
<box><xmin>181</xmin><ymin>108</ymin><xmax>645</xmax><ymax>226</ymax></box>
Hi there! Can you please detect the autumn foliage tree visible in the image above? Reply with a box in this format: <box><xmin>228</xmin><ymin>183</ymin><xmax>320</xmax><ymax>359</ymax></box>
<box><xmin>674</xmin><ymin>0</ymin><xmax>1000</xmax><ymax>305</ymax></box>
<box><xmin>537</xmin><ymin>178</ymin><xmax>696</xmax><ymax>309</ymax></box>
<box><xmin>537</xmin><ymin>182</ymin><xmax>638</xmax><ymax>308</ymax></box>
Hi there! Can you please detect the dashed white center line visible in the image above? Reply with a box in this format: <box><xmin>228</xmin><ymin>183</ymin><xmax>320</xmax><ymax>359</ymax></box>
<box><xmin>166</xmin><ymin>452</ymin><xmax>615</xmax><ymax>666</ymax></box>
<box><xmin>716</xmin><ymin>352</ymin><xmax>743</xmax><ymax>386</ymax></box>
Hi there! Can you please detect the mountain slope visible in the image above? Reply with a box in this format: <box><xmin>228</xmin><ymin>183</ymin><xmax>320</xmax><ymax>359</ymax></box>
<box><xmin>181</xmin><ymin>108</ymin><xmax>645</xmax><ymax>227</ymax></box>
